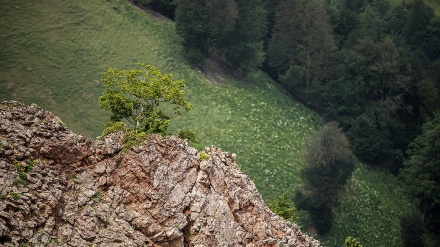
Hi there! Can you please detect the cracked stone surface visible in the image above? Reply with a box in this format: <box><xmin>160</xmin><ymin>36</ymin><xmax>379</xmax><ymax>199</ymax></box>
<box><xmin>0</xmin><ymin>101</ymin><xmax>320</xmax><ymax>246</ymax></box>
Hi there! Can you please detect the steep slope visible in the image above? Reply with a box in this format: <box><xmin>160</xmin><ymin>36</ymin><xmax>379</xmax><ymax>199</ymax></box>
<box><xmin>0</xmin><ymin>0</ymin><xmax>320</xmax><ymax>202</ymax></box>
<box><xmin>0</xmin><ymin>101</ymin><xmax>320</xmax><ymax>246</ymax></box>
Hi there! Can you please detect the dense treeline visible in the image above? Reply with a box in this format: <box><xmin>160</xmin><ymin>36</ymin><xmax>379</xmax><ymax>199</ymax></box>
<box><xmin>134</xmin><ymin>0</ymin><xmax>440</xmax><ymax>238</ymax></box>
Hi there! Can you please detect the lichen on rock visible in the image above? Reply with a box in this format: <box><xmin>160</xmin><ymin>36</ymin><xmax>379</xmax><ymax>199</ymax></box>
<box><xmin>0</xmin><ymin>101</ymin><xmax>320</xmax><ymax>246</ymax></box>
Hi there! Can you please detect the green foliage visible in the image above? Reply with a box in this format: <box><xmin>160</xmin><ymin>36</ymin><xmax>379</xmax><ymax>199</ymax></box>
<box><xmin>19</xmin><ymin>241</ymin><xmax>34</xmax><ymax>247</ymax></box>
<box><xmin>348</xmin><ymin>114</ymin><xmax>386</xmax><ymax>162</ymax></box>
<box><xmin>268</xmin><ymin>0</ymin><xmax>336</xmax><ymax>96</ymax></box>
<box><xmin>122</xmin><ymin>130</ymin><xmax>149</xmax><ymax>152</ymax></box>
<box><xmin>12</xmin><ymin>159</ymin><xmax>34</xmax><ymax>187</ymax></box>
<box><xmin>297</xmin><ymin>121</ymin><xmax>354</xmax><ymax>235</ymax></box>
<box><xmin>99</xmin><ymin>63</ymin><xmax>192</xmax><ymax>134</ymax></box>
<box><xmin>418</xmin><ymin>77</ymin><xmax>440</xmax><ymax>118</ymax></box>
<box><xmin>19</xmin><ymin>173</ymin><xmax>28</xmax><ymax>181</ymax></box>
<box><xmin>177</xmin><ymin>130</ymin><xmax>197</xmax><ymax>143</ymax></box>
<box><xmin>223</xmin><ymin>0</ymin><xmax>267</xmax><ymax>72</ymax></box>
<box><xmin>12</xmin><ymin>178</ymin><xmax>26</xmax><ymax>187</ymax></box>
<box><xmin>405</xmin><ymin>0</ymin><xmax>435</xmax><ymax>49</ymax></box>
<box><xmin>268</xmin><ymin>192</ymin><xmax>298</xmax><ymax>223</ymax></box>
<box><xmin>324</xmin><ymin>34</ymin><xmax>415</xmax><ymax>170</ymax></box>
<box><xmin>344</xmin><ymin>236</ymin><xmax>363</xmax><ymax>247</ymax></box>
<box><xmin>10</xmin><ymin>192</ymin><xmax>21</xmax><ymax>201</ymax></box>
<box><xmin>174</xmin><ymin>0</ymin><xmax>267</xmax><ymax>71</ymax></box>
<box><xmin>101</xmin><ymin>121</ymin><xmax>129</xmax><ymax>137</ymax></box>
<box><xmin>174</xmin><ymin>0</ymin><xmax>209</xmax><ymax>65</ymax></box>
<box><xmin>401</xmin><ymin>114</ymin><xmax>440</xmax><ymax>232</ymax></box>
<box><xmin>101</xmin><ymin>121</ymin><xmax>148</xmax><ymax>152</ymax></box>
<box><xmin>321</xmin><ymin>164</ymin><xmax>418</xmax><ymax>247</ymax></box>
<box><xmin>198</xmin><ymin>152</ymin><xmax>210</xmax><ymax>161</ymax></box>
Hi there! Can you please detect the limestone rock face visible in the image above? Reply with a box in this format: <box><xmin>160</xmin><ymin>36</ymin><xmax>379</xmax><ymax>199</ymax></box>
<box><xmin>0</xmin><ymin>101</ymin><xmax>320</xmax><ymax>247</ymax></box>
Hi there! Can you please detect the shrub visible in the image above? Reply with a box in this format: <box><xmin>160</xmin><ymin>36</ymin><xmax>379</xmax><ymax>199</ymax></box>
<box><xmin>344</xmin><ymin>236</ymin><xmax>363</xmax><ymax>247</ymax></box>
<box><xmin>198</xmin><ymin>152</ymin><xmax>210</xmax><ymax>161</ymax></box>
<box><xmin>268</xmin><ymin>192</ymin><xmax>298</xmax><ymax>223</ymax></box>
<box><xmin>177</xmin><ymin>130</ymin><xmax>197</xmax><ymax>143</ymax></box>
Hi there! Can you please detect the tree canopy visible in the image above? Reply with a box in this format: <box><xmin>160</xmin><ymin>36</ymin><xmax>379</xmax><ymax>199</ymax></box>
<box><xmin>99</xmin><ymin>63</ymin><xmax>192</xmax><ymax>134</ymax></box>
<box><xmin>401</xmin><ymin>114</ymin><xmax>440</xmax><ymax>233</ymax></box>
<box><xmin>296</xmin><ymin>121</ymin><xmax>355</xmax><ymax>235</ymax></box>
<box><xmin>174</xmin><ymin>0</ymin><xmax>267</xmax><ymax>72</ymax></box>
<box><xmin>268</xmin><ymin>0</ymin><xmax>336</xmax><ymax>96</ymax></box>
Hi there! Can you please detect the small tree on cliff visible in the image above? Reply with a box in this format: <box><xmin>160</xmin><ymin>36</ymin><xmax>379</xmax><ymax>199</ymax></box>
<box><xmin>344</xmin><ymin>237</ymin><xmax>363</xmax><ymax>247</ymax></box>
<box><xmin>99</xmin><ymin>63</ymin><xmax>192</xmax><ymax>134</ymax></box>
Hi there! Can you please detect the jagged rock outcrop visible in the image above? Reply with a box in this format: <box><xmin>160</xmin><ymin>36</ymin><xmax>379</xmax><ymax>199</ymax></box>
<box><xmin>0</xmin><ymin>101</ymin><xmax>320</xmax><ymax>247</ymax></box>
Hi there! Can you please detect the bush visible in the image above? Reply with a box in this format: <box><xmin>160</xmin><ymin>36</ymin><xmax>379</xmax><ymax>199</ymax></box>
<box><xmin>177</xmin><ymin>130</ymin><xmax>197</xmax><ymax>143</ymax></box>
<box><xmin>268</xmin><ymin>192</ymin><xmax>298</xmax><ymax>223</ymax></box>
<box><xmin>344</xmin><ymin>236</ymin><xmax>363</xmax><ymax>247</ymax></box>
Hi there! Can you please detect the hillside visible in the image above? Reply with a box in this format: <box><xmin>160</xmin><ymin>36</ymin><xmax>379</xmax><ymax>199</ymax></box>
<box><xmin>0</xmin><ymin>0</ymin><xmax>320</xmax><ymax>202</ymax></box>
<box><xmin>1</xmin><ymin>1</ymin><xmax>437</xmax><ymax>247</ymax></box>
<box><xmin>0</xmin><ymin>101</ymin><xmax>320</xmax><ymax>246</ymax></box>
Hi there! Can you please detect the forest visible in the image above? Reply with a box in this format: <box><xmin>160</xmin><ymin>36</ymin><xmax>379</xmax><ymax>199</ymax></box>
<box><xmin>135</xmin><ymin>0</ymin><xmax>440</xmax><ymax>245</ymax></box>
<box><xmin>1</xmin><ymin>0</ymin><xmax>439</xmax><ymax>246</ymax></box>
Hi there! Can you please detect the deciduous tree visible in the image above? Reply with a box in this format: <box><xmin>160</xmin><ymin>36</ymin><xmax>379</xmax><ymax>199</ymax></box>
<box><xmin>99</xmin><ymin>63</ymin><xmax>192</xmax><ymax>134</ymax></box>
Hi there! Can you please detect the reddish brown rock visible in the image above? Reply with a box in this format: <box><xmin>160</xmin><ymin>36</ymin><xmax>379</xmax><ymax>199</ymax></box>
<box><xmin>0</xmin><ymin>101</ymin><xmax>320</xmax><ymax>247</ymax></box>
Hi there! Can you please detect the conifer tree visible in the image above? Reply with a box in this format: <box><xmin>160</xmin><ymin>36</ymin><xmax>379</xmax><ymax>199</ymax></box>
<box><xmin>268</xmin><ymin>0</ymin><xmax>336</xmax><ymax>89</ymax></box>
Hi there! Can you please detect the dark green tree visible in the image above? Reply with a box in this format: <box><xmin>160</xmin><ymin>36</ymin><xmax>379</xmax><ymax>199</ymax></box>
<box><xmin>99</xmin><ymin>63</ymin><xmax>192</xmax><ymax>134</ymax></box>
<box><xmin>174</xmin><ymin>0</ymin><xmax>209</xmax><ymax>64</ymax></box>
<box><xmin>405</xmin><ymin>0</ymin><xmax>434</xmax><ymax>49</ymax></box>
<box><xmin>174</xmin><ymin>0</ymin><xmax>267</xmax><ymax>71</ymax></box>
<box><xmin>268</xmin><ymin>0</ymin><xmax>336</xmax><ymax>100</ymax></box>
<box><xmin>401</xmin><ymin>114</ymin><xmax>440</xmax><ymax>233</ymax></box>
<box><xmin>206</xmin><ymin>0</ymin><xmax>238</xmax><ymax>50</ymax></box>
<box><xmin>222</xmin><ymin>0</ymin><xmax>267</xmax><ymax>72</ymax></box>
<box><xmin>302</xmin><ymin>122</ymin><xmax>355</xmax><ymax>206</ymax></box>
<box><xmin>324</xmin><ymin>35</ymin><xmax>413</xmax><ymax>169</ymax></box>
<box><xmin>296</xmin><ymin>121</ymin><xmax>354</xmax><ymax>235</ymax></box>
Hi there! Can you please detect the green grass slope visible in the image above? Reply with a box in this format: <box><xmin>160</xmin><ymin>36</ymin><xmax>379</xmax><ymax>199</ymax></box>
<box><xmin>321</xmin><ymin>164</ymin><xmax>418</xmax><ymax>247</ymax></box>
<box><xmin>0</xmin><ymin>0</ymin><xmax>321</xmax><ymax>201</ymax></box>
<box><xmin>1</xmin><ymin>1</ymin><xmax>432</xmax><ymax>246</ymax></box>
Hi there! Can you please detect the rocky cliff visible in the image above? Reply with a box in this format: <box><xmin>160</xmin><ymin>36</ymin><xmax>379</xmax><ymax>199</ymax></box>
<box><xmin>0</xmin><ymin>101</ymin><xmax>320</xmax><ymax>247</ymax></box>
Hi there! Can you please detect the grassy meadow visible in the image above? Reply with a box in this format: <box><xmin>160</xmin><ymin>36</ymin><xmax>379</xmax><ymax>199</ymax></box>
<box><xmin>1</xmin><ymin>0</ymin><xmax>436</xmax><ymax>246</ymax></box>
<box><xmin>0</xmin><ymin>0</ymin><xmax>321</xmax><ymax>201</ymax></box>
